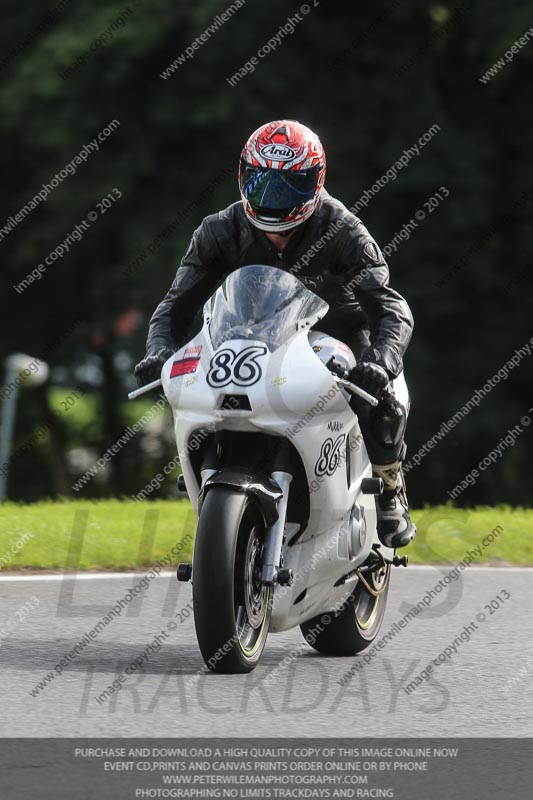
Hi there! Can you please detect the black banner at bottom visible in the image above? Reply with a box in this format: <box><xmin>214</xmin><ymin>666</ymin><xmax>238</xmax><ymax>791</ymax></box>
<box><xmin>0</xmin><ymin>738</ymin><xmax>531</xmax><ymax>799</ymax></box>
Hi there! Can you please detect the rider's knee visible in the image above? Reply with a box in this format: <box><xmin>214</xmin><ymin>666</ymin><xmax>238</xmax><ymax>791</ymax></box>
<box><xmin>369</xmin><ymin>394</ymin><xmax>407</xmax><ymax>449</ymax></box>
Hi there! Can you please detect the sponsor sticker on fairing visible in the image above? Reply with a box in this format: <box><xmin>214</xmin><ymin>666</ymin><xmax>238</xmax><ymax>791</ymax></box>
<box><xmin>170</xmin><ymin>358</ymin><xmax>200</xmax><ymax>378</ymax></box>
<box><xmin>184</xmin><ymin>344</ymin><xmax>202</xmax><ymax>358</ymax></box>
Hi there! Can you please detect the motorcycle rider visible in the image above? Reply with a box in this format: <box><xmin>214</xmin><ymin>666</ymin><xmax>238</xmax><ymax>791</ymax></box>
<box><xmin>135</xmin><ymin>120</ymin><xmax>416</xmax><ymax>549</ymax></box>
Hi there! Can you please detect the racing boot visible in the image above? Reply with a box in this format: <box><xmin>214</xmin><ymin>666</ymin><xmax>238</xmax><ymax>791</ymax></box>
<box><xmin>372</xmin><ymin>460</ymin><xmax>416</xmax><ymax>548</ymax></box>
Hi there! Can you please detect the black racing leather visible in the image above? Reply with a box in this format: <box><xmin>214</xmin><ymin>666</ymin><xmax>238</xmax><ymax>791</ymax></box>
<box><xmin>144</xmin><ymin>189</ymin><xmax>414</xmax><ymax>379</ymax></box>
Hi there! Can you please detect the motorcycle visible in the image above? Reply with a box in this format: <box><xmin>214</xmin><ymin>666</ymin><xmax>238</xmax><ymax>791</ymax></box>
<box><xmin>129</xmin><ymin>264</ymin><xmax>409</xmax><ymax>673</ymax></box>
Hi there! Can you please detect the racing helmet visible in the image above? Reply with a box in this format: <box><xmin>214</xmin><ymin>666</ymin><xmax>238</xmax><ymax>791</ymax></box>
<box><xmin>238</xmin><ymin>120</ymin><xmax>326</xmax><ymax>233</ymax></box>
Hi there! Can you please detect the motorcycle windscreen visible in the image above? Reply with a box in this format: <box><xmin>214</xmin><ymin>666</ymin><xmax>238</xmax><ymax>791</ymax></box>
<box><xmin>206</xmin><ymin>264</ymin><xmax>329</xmax><ymax>351</ymax></box>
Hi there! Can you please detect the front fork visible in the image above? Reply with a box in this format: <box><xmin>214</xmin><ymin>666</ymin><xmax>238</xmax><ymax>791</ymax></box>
<box><xmin>198</xmin><ymin>434</ymin><xmax>294</xmax><ymax>587</ymax></box>
<box><xmin>261</xmin><ymin>470</ymin><xmax>293</xmax><ymax>585</ymax></box>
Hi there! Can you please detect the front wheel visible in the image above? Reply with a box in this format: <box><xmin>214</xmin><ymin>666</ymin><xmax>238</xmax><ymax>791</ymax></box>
<box><xmin>192</xmin><ymin>487</ymin><xmax>272</xmax><ymax>673</ymax></box>
<box><xmin>300</xmin><ymin>563</ymin><xmax>391</xmax><ymax>656</ymax></box>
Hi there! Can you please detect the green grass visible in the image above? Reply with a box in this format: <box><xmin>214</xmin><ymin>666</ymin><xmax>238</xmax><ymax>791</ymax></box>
<box><xmin>0</xmin><ymin>501</ymin><xmax>531</xmax><ymax>571</ymax></box>
<box><xmin>0</xmin><ymin>500</ymin><xmax>195</xmax><ymax>571</ymax></box>
<box><xmin>409</xmin><ymin>505</ymin><xmax>532</xmax><ymax>565</ymax></box>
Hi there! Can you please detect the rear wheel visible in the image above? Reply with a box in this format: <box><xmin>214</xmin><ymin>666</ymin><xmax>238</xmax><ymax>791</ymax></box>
<box><xmin>192</xmin><ymin>487</ymin><xmax>272</xmax><ymax>673</ymax></box>
<box><xmin>300</xmin><ymin>563</ymin><xmax>391</xmax><ymax>656</ymax></box>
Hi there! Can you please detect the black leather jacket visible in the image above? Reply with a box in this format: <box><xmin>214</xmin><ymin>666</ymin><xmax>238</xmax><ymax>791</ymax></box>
<box><xmin>145</xmin><ymin>189</ymin><xmax>413</xmax><ymax>378</ymax></box>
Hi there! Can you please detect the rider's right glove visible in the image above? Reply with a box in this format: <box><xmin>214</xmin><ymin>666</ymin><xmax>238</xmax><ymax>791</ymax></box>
<box><xmin>134</xmin><ymin>347</ymin><xmax>174</xmax><ymax>387</ymax></box>
<box><xmin>348</xmin><ymin>361</ymin><xmax>389</xmax><ymax>399</ymax></box>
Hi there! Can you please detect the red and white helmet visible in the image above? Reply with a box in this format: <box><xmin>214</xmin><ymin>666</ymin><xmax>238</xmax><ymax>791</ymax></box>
<box><xmin>238</xmin><ymin>120</ymin><xmax>326</xmax><ymax>233</ymax></box>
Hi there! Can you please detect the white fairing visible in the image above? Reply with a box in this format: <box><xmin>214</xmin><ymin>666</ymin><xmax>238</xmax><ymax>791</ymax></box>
<box><xmin>161</xmin><ymin>285</ymin><xmax>404</xmax><ymax>633</ymax></box>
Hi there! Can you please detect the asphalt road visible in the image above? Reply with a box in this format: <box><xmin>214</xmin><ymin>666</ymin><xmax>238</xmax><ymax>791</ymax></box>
<box><xmin>1</xmin><ymin>566</ymin><xmax>531</xmax><ymax>737</ymax></box>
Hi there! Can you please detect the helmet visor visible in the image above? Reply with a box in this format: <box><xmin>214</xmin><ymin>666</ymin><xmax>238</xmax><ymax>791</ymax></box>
<box><xmin>240</xmin><ymin>161</ymin><xmax>318</xmax><ymax>211</ymax></box>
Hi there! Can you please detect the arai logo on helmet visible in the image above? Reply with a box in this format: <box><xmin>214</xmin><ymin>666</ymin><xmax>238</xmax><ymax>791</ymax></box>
<box><xmin>260</xmin><ymin>143</ymin><xmax>296</xmax><ymax>162</ymax></box>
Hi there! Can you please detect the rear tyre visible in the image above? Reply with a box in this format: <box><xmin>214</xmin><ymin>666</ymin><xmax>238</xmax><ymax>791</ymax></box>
<box><xmin>192</xmin><ymin>487</ymin><xmax>272</xmax><ymax>673</ymax></box>
<box><xmin>300</xmin><ymin>563</ymin><xmax>391</xmax><ymax>656</ymax></box>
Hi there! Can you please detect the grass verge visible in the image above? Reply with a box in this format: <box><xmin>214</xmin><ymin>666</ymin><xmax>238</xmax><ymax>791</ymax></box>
<box><xmin>0</xmin><ymin>501</ymin><xmax>530</xmax><ymax>571</ymax></box>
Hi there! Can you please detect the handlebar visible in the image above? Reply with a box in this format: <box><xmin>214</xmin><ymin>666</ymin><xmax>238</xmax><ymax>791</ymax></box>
<box><xmin>325</xmin><ymin>357</ymin><xmax>379</xmax><ymax>407</ymax></box>
<box><xmin>127</xmin><ymin>358</ymin><xmax>380</xmax><ymax>408</ymax></box>
<box><xmin>334</xmin><ymin>377</ymin><xmax>379</xmax><ymax>407</ymax></box>
<box><xmin>128</xmin><ymin>378</ymin><xmax>162</xmax><ymax>400</ymax></box>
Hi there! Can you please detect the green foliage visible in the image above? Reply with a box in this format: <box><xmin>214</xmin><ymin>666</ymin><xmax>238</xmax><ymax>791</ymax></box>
<box><xmin>48</xmin><ymin>388</ymin><xmax>100</xmax><ymax>439</ymax></box>
<box><xmin>0</xmin><ymin>0</ymin><xmax>531</xmax><ymax>505</ymax></box>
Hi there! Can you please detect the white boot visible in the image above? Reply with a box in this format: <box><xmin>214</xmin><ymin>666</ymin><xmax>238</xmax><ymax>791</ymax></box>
<box><xmin>372</xmin><ymin>460</ymin><xmax>416</xmax><ymax>548</ymax></box>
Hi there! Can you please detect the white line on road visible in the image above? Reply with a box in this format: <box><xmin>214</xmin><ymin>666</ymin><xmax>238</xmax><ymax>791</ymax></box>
<box><xmin>0</xmin><ymin>571</ymin><xmax>176</xmax><ymax>582</ymax></box>
<box><xmin>0</xmin><ymin>565</ymin><xmax>530</xmax><ymax>582</ymax></box>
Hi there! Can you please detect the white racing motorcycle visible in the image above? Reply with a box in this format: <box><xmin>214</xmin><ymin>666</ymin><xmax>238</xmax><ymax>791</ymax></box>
<box><xmin>130</xmin><ymin>264</ymin><xmax>409</xmax><ymax>673</ymax></box>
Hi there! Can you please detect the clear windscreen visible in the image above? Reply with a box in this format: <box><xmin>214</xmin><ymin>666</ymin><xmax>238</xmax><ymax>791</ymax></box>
<box><xmin>206</xmin><ymin>265</ymin><xmax>329</xmax><ymax>351</ymax></box>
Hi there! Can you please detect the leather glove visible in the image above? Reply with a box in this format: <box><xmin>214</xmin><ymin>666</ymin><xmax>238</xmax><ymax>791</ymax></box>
<box><xmin>134</xmin><ymin>347</ymin><xmax>174</xmax><ymax>387</ymax></box>
<box><xmin>348</xmin><ymin>361</ymin><xmax>389</xmax><ymax>399</ymax></box>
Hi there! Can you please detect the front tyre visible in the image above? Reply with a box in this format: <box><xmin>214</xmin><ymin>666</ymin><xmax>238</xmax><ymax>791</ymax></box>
<box><xmin>300</xmin><ymin>563</ymin><xmax>391</xmax><ymax>656</ymax></box>
<box><xmin>192</xmin><ymin>487</ymin><xmax>272</xmax><ymax>673</ymax></box>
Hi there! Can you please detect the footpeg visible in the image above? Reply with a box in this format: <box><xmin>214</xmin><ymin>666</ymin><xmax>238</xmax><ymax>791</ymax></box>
<box><xmin>361</xmin><ymin>477</ymin><xmax>384</xmax><ymax>495</ymax></box>
<box><xmin>392</xmin><ymin>554</ymin><xmax>408</xmax><ymax>567</ymax></box>
<box><xmin>177</xmin><ymin>474</ymin><xmax>188</xmax><ymax>495</ymax></box>
<box><xmin>177</xmin><ymin>563</ymin><xmax>192</xmax><ymax>582</ymax></box>
<box><xmin>370</xmin><ymin>545</ymin><xmax>408</xmax><ymax>568</ymax></box>
<box><xmin>277</xmin><ymin>568</ymin><xmax>294</xmax><ymax>586</ymax></box>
